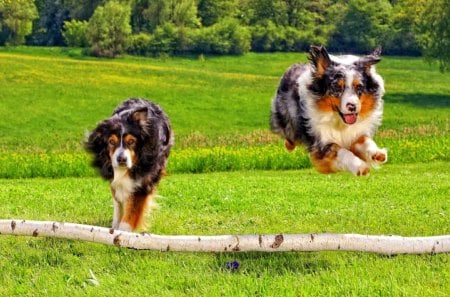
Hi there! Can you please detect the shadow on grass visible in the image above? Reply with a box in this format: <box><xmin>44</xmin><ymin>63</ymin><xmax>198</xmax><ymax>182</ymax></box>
<box><xmin>385</xmin><ymin>93</ymin><xmax>450</xmax><ymax>108</ymax></box>
<box><xmin>216</xmin><ymin>252</ymin><xmax>331</xmax><ymax>275</ymax></box>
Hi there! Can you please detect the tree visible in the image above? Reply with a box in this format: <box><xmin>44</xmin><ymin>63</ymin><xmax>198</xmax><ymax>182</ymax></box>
<box><xmin>416</xmin><ymin>0</ymin><xmax>449</xmax><ymax>72</ymax></box>
<box><xmin>197</xmin><ymin>0</ymin><xmax>238</xmax><ymax>26</ymax></box>
<box><xmin>131</xmin><ymin>0</ymin><xmax>199</xmax><ymax>33</ymax></box>
<box><xmin>383</xmin><ymin>0</ymin><xmax>423</xmax><ymax>55</ymax></box>
<box><xmin>30</xmin><ymin>0</ymin><xmax>104</xmax><ymax>46</ymax></box>
<box><xmin>131</xmin><ymin>0</ymin><xmax>166</xmax><ymax>33</ymax></box>
<box><xmin>329</xmin><ymin>0</ymin><xmax>392</xmax><ymax>53</ymax></box>
<box><xmin>62</xmin><ymin>19</ymin><xmax>88</xmax><ymax>47</ymax></box>
<box><xmin>86</xmin><ymin>1</ymin><xmax>132</xmax><ymax>57</ymax></box>
<box><xmin>0</xmin><ymin>0</ymin><xmax>38</xmax><ymax>45</ymax></box>
<box><xmin>31</xmin><ymin>0</ymin><xmax>69</xmax><ymax>46</ymax></box>
<box><xmin>241</xmin><ymin>0</ymin><xmax>288</xmax><ymax>26</ymax></box>
<box><xmin>169</xmin><ymin>0</ymin><xmax>200</xmax><ymax>28</ymax></box>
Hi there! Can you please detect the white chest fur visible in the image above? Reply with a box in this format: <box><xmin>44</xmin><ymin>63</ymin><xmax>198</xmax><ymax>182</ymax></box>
<box><xmin>311</xmin><ymin>113</ymin><xmax>378</xmax><ymax>148</ymax></box>
<box><xmin>110</xmin><ymin>168</ymin><xmax>135</xmax><ymax>203</ymax></box>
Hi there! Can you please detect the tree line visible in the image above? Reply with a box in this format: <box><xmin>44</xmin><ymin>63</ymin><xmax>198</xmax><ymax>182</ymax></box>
<box><xmin>0</xmin><ymin>0</ymin><xmax>448</xmax><ymax>70</ymax></box>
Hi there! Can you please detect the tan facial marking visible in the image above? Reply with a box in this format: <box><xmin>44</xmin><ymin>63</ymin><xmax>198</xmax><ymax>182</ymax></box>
<box><xmin>359</xmin><ymin>94</ymin><xmax>376</xmax><ymax>117</ymax></box>
<box><xmin>316</xmin><ymin>96</ymin><xmax>341</xmax><ymax>113</ymax></box>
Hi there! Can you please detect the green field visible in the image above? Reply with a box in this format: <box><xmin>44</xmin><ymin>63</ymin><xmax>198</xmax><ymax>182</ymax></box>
<box><xmin>0</xmin><ymin>47</ymin><xmax>449</xmax><ymax>296</ymax></box>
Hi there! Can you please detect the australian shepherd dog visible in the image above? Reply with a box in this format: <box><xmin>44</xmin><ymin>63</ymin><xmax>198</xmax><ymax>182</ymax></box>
<box><xmin>271</xmin><ymin>46</ymin><xmax>387</xmax><ymax>175</ymax></box>
<box><xmin>85</xmin><ymin>98</ymin><xmax>173</xmax><ymax>231</ymax></box>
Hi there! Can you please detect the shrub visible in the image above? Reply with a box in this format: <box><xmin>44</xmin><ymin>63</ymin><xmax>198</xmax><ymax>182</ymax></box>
<box><xmin>251</xmin><ymin>21</ymin><xmax>286</xmax><ymax>52</ymax></box>
<box><xmin>148</xmin><ymin>23</ymin><xmax>179</xmax><ymax>55</ymax></box>
<box><xmin>128</xmin><ymin>32</ymin><xmax>152</xmax><ymax>56</ymax></box>
<box><xmin>62</xmin><ymin>20</ymin><xmax>88</xmax><ymax>47</ymax></box>
<box><xmin>86</xmin><ymin>1</ymin><xmax>131</xmax><ymax>58</ymax></box>
<box><xmin>214</xmin><ymin>18</ymin><xmax>251</xmax><ymax>55</ymax></box>
<box><xmin>283</xmin><ymin>27</ymin><xmax>312</xmax><ymax>52</ymax></box>
<box><xmin>190</xmin><ymin>19</ymin><xmax>251</xmax><ymax>55</ymax></box>
<box><xmin>0</xmin><ymin>0</ymin><xmax>38</xmax><ymax>45</ymax></box>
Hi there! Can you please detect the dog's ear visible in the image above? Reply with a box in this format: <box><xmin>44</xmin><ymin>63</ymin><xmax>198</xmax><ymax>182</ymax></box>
<box><xmin>356</xmin><ymin>46</ymin><xmax>382</xmax><ymax>72</ymax></box>
<box><xmin>131</xmin><ymin>107</ymin><xmax>148</xmax><ymax>127</ymax></box>
<box><xmin>371</xmin><ymin>46</ymin><xmax>382</xmax><ymax>57</ymax></box>
<box><xmin>309</xmin><ymin>45</ymin><xmax>331</xmax><ymax>77</ymax></box>
<box><xmin>84</xmin><ymin>120</ymin><xmax>114</xmax><ymax>180</ymax></box>
<box><xmin>85</xmin><ymin>121</ymin><xmax>107</xmax><ymax>153</ymax></box>
<box><xmin>159</xmin><ymin>120</ymin><xmax>172</xmax><ymax>147</ymax></box>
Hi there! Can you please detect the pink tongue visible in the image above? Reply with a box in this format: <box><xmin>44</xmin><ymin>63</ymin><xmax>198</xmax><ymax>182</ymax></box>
<box><xmin>343</xmin><ymin>114</ymin><xmax>357</xmax><ymax>124</ymax></box>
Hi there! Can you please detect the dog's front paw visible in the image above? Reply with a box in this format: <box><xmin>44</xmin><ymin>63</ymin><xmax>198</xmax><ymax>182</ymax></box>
<box><xmin>347</xmin><ymin>157</ymin><xmax>370</xmax><ymax>176</ymax></box>
<box><xmin>356</xmin><ymin>162</ymin><xmax>371</xmax><ymax>176</ymax></box>
<box><xmin>369</xmin><ymin>148</ymin><xmax>387</xmax><ymax>165</ymax></box>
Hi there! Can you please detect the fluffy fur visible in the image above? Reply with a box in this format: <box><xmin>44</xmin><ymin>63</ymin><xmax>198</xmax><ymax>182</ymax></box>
<box><xmin>85</xmin><ymin>98</ymin><xmax>173</xmax><ymax>231</ymax></box>
<box><xmin>271</xmin><ymin>46</ymin><xmax>387</xmax><ymax>175</ymax></box>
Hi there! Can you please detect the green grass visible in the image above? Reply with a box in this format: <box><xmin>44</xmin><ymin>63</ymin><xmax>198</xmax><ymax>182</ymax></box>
<box><xmin>0</xmin><ymin>47</ymin><xmax>449</xmax><ymax>150</ymax></box>
<box><xmin>0</xmin><ymin>163</ymin><xmax>449</xmax><ymax>296</ymax></box>
<box><xmin>0</xmin><ymin>47</ymin><xmax>449</xmax><ymax>296</ymax></box>
<box><xmin>0</xmin><ymin>47</ymin><xmax>449</xmax><ymax>177</ymax></box>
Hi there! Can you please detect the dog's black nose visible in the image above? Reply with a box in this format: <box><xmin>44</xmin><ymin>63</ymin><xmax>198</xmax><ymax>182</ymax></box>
<box><xmin>346</xmin><ymin>103</ymin><xmax>356</xmax><ymax>112</ymax></box>
<box><xmin>117</xmin><ymin>154</ymin><xmax>127</xmax><ymax>165</ymax></box>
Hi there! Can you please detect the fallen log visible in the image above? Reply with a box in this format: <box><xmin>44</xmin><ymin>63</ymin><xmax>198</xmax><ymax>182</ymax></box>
<box><xmin>1</xmin><ymin>219</ymin><xmax>449</xmax><ymax>255</ymax></box>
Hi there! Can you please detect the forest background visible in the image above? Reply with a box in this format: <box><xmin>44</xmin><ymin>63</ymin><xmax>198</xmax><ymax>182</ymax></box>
<box><xmin>0</xmin><ymin>0</ymin><xmax>448</xmax><ymax>71</ymax></box>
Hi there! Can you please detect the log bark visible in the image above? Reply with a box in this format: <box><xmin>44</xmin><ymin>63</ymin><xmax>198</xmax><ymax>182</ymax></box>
<box><xmin>1</xmin><ymin>219</ymin><xmax>449</xmax><ymax>255</ymax></box>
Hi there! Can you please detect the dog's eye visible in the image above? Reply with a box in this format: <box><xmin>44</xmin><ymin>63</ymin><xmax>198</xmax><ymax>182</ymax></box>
<box><xmin>108</xmin><ymin>138</ymin><xmax>117</xmax><ymax>146</ymax></box>
<box><xmin>354</xmin><ymin>84</ymin><xmax>364</xmax><ymax>96</ymax></box>
<box><xmin>331</xmin><ymin>81</ymin><xmax>344</xmax><ymax>94</ymax></box>
<box><xmin>126</xmin><ymin>138</ymin><xmax>136</xmax><ymax>146</ymax></box>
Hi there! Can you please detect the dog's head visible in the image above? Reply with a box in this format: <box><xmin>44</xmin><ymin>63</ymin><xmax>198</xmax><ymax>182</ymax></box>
<box><xmin>308</xmin><ymin>45</ymin><xmax>384</xmax><ymax>125</ymax></box>
<box><xmin>85</xmin><ymin>104</ymin><xmax>172</xmax><ymax>180</ymax></box>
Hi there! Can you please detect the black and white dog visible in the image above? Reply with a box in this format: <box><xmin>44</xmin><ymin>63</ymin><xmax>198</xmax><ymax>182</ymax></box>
<box><xmin>85</xmin><ymin>98</ymin><xmax>173</xmax><ymax>231</ymax></box>
<box><xmin>271</xmin><ymin>46</ymin><xmax>387</xmax><ymax>175</ymax></box>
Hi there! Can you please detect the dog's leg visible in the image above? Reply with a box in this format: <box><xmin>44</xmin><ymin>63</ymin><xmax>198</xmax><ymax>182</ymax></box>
<box><xmin>311</xmin><ymin>143</ymin><xmax>370</xmax><ymax>175</ymax></box>
<box><xmin>351</xmin><ymin>135</ymin><xmax>387</xmax><ymax>167</ymax></box>
<box><xmin>336</xmin><ymin>148</ymin><xmax>370</xmax><ymax>175</ymax></box>
<box><xmin>112</xmin><ymin>199</ymin><xmax>122</xmax><ymax>229</ymax></box>
<box><xmin>119</xmin><ymin>191</ymin><xmax>154</xmax><ymax>231</ymax></box>
<box><xmin>284</xmin><ymin>139</ymin><xmax>296</xmax><ymax>151</ymax></box>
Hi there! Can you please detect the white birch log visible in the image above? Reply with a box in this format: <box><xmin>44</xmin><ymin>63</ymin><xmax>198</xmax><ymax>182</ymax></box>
<box><xmin>0</xmin><ymin>219</ymin><xmax>449</xmax><ymax>255</ymax></box>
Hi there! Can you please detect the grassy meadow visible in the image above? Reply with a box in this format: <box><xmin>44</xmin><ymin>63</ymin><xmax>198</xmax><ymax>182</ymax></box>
<box><xmin>0</xmin><ymin>47</ymin><xmax>449</xmax><ymax>296</ymax></box>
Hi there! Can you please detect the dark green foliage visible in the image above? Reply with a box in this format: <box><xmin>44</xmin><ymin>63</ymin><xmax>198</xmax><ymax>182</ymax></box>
<box><xmin>251</xmin><ymin>22</ymin><xmax>315</xmax><ymax>52</ymax></box>
<box><xmin>191</xmin><ymin>18</ymin><xmax>251</xmax><ymax>55</ymax></box>
<box><xmin>127</xmin><ymin>32</ymin><xmax>152</xmax><ymax>55</ymax></box>
<box><xmin>148</xmin><ymin>22</ymin><xmax>178</xmax><ymax>55</ymax></box>
<box><xmin>381</xmin><ymin>0</ymin><xmax>421</xmax><ymax>56</ymax></box>
<box><xmin>29</xmin><ymin>0</ymin><xmax>69</xmax><ymax>46</ymax></box>
<box><xmin>1</xmin><ymin>0</ymin><xmax>448</xmax><ymax>66</ymax></box>
<box><xmin>86</xmin><ymin>1</ymin><xmax>131</xmax><ymax>57</ymax></box>
<box><xmin>62</xmin><ymin>20</ymin><xmax>88</xmax><ymax>47</ymax></box>
<box><xmin>416</xmin><ymin>0</ymin><xmax>449</xmax><ymax>72</ymax></box>
<box><xmin>251</xmin><ymin>21</ymin><xmax>285</xmax><ymax>52</ymax></box>
<box><xmin>198</xmin><ymin>0</ymin><xmax>238</xmax><ymax>26</ymax></box>
<box><xmin>126</xmin><ymin>18</ymin><xmax>251</xmax><ymax>56</ymax></box>
<box><xmin>30</xmin><ymin>0</ymin><xmax>104</xmax><ymax>46</ymax></box>
<box><xmin>0</xmin><ymin>0</ymin><xmax>38</xmax><ymax>45</ymax></box>
<box><xmin>328</xmin><ymin>0</ymin><xmax>392</xmax><ymax>53</ymax></box>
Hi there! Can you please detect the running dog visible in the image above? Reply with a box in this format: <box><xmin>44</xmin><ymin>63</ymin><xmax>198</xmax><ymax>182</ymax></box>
<box><xmin>271</xmin><ymin>46</ymin><xmax>387</xmax><ymax>175</ymax></box>
<box><xmin>85</xmin><ymin>98</ymin><xmax>173</xmax><ymax>231</ymax></box>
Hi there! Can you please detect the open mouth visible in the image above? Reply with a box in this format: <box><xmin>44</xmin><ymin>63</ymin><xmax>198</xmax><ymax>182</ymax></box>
<box><xmin>339</xmin><ymin>111</ymin><xmax>358</xmax><ymax>125</ymax></box>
